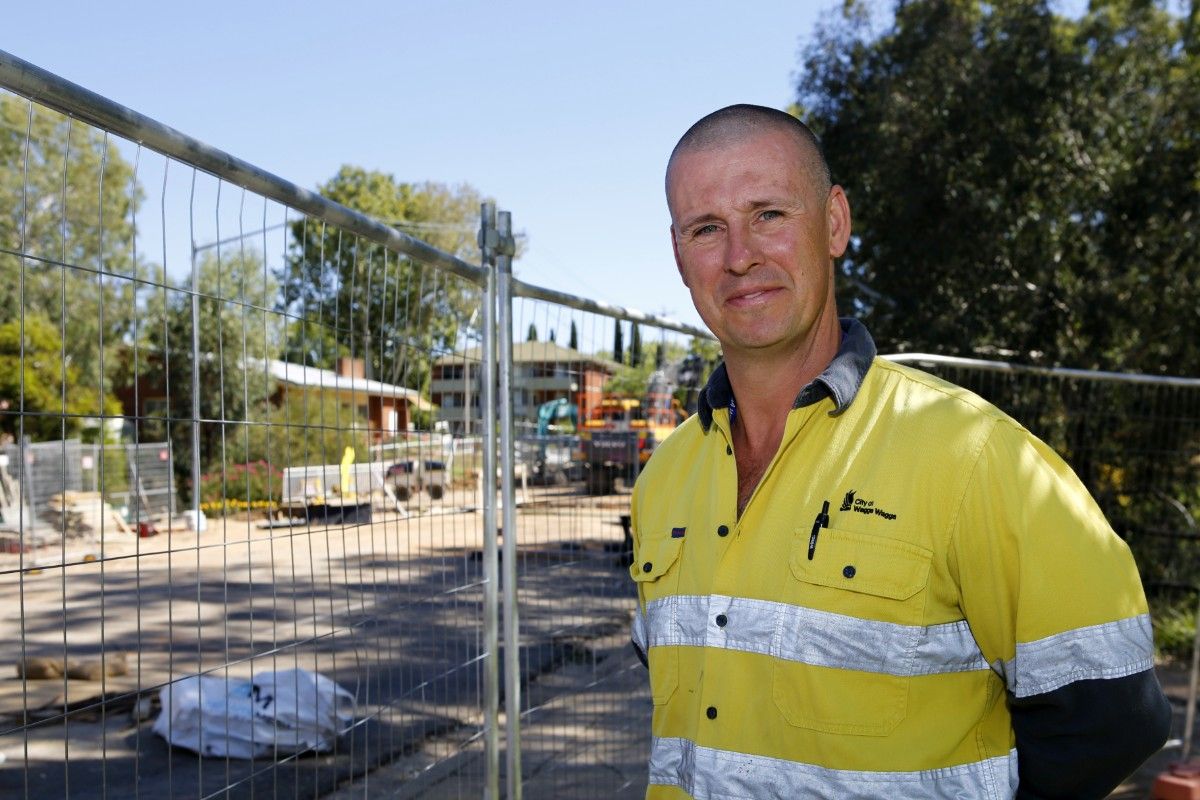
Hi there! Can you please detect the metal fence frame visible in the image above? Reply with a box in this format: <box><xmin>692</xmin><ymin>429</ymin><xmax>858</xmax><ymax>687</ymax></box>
<box><xmin>0</xmin><ymin>48</ymin><xmax>713</xmax><ymax>800</ymax></box>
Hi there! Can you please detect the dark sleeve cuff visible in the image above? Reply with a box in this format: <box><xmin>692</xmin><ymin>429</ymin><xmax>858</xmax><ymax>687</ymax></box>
<box><xmin>1010</xmin><ymin>669</ymin><xmax>1171</xmax><ymax>799</ymax></box>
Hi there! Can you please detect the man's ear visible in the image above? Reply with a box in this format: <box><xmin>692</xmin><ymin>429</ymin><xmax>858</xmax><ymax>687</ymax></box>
<box><xmin>671</xmin><ymin>225</ymin><xmax>689</xmax><ymax>287</ymax></box>
<box><xmin>827</xmin><ymin>185</ymin><xmax>852</xmax><ymax>259</ymax></box>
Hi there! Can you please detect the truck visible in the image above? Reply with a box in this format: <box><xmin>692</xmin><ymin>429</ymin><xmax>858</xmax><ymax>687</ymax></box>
<box><xmin>579</xmin><ymin>370</ymin><xmax>687</xmax><ymax>495</ymax></box>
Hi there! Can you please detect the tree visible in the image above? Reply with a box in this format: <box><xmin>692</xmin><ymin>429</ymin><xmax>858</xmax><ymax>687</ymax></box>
<box><xmin>278</xmin><ymin>166</ymin><xmax>499</xmax><ymax>393</ymax></box>
<box><xmin>797</xmin><ymin>0</ymin><xmax>1199</xmax><ymax>375</ymax></box>
<box><xmin>605</xmin><ymin>339</ymin><xmax>702</xmax><ymax>404</ymax></box>
<box><xmin>606</xmin><ymin>360</ymin><xmax>655</xmax><ymax>398</ymax></box>
<box><xmin>143</xmin><ymin>249</ymin><xmax>280</xmax><ymax>497</ymax></box>
<box><xmin>569</xmin><ymin>321</ymin><xmax>579</xmax><ymax>350</ymax></box>
<box><xmin>527</xmin><ymin>322</ymin><xmax>538</xmax><ymax>342</ymax></box>
<box><xmin>630</xmin><ymin>323</ymin><xmax>643</xmax><ymax>367</ymax></box>
<box><xmin>0</xmin><ymin>315</ymin><xmax>122</xmax><ymax>442</ymax></box>
<box><xmin>0</xmin><ymin>95</ymin><xmax>144</xmax><ymax>406</ymax></box>
<box><xmin>795</xmin><ymin>0</ymin><xmax>1200</xmax><ymax>619</ymax></box>
<box><xmin>613</xmin><ymin>321</ymin><xmax>625</xmax><ymax>364</ymax></box>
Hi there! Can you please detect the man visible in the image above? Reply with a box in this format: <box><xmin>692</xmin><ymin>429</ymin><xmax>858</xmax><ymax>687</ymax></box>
<box><xmin>629</xmin><ymin>104</ymin><xmax>1170</xmax><ymax>799</ymax></box>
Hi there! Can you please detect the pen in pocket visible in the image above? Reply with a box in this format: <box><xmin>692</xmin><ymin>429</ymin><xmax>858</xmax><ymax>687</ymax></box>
<box><xmin>807</xmin><ymin>500</ymin><xmax>830</xmax><ymax>560</ymax></box>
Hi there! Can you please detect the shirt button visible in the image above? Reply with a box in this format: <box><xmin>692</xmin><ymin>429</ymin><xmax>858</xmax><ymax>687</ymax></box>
<box><xmin>643</xmin><ymin>562</ymin><xmax>653</xmax><ymax>573</ymax></box>
<box><xmin>843</xmin><ymin>565</ymin><xmax>856</xmax><ymax>579</ymax></box>
<box><xmin>706</xmin><ymin>706</ymin><xmax>718</xmax><ymax>720</ymax></box>
<box><xmin>726</xmin><ymin>445</ymin><xmax>732</xmax><ymax>455</ymax></box>
<box><xmin>715</xmin><ymin>614</ymin><xmax>727</xmax><ymax>627</ymax></box>
<box><xmin>717</xmin><ymin>525</ymin><xmax>729</xmax><ymax>537</ymax></box>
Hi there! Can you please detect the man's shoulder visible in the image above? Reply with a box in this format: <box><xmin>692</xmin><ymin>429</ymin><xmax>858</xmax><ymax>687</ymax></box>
<box><xmin>636</xmin><ymin>414</ymin><xmax>708</xmax><ymax>485</ymax></box>
<box><xmin>868</xmin><ymin>357</ymin><xmax>1013</xmax><ymax>427</ymax></box>
<box><xmin>650</xmin><ymin>412</ymin><xmax>707</xmax><ymax>461</ymax></box>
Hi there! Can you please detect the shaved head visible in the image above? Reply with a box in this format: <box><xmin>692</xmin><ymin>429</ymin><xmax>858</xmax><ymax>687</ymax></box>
<box><xmin>666</xmin><ymin>104</ymin><xmax>832</xmax><ymax>199</ymax></box>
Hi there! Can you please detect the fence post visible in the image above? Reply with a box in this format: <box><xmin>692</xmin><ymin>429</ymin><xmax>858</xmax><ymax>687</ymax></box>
<box><xmin>479</xmin><ymin>201</ymin><xmax>502</xmax><ymax>799</ymax></box>
<box><xmin>496</xmin><ymin>210</ymin><xmax>523</xmax><ymax>799</ymax></box>
<box><xmin>189</xmin><ymin>197</ymin><xmax>203</xmax><ymax>547</ymax></box>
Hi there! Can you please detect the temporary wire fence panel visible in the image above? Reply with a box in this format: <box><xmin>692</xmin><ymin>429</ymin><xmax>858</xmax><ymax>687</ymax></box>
<box><xmin>0</xmin><ymin>64</ymin><xmax>498</xmax><ymax>799</ymax></box>
<box><xmin>490</xmin><ymin>295</ymin><xmax>714</xmax><ymax>798</ymax></box>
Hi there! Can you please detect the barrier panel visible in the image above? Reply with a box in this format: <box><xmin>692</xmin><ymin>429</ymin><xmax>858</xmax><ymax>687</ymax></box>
<box><xmin>0</xmin><ymin>47</ymin><xmax>708</xmax><ymax>800</ymax></box>
<box><xmin>0</xmin><ymin>50</ymin><xmax>502</xmax><ymax>800</ymax></box>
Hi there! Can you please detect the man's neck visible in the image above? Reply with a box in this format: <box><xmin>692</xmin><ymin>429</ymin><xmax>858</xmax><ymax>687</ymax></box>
<box><xmin>724</xmin><ymin>317</ymin><xmax>841</xmax><ymax>445</ymax></box>
<box><xmin>726</xmin><ymin>316</ymin><xmax>841</xmax><ymax>517</ymax></box>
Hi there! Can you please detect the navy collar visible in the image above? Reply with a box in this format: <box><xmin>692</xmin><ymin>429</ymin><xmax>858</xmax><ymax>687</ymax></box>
<box><xmin>696</xmin><ymin>318</ymin><xmax>877</xmax><ymax>432</ymax></box>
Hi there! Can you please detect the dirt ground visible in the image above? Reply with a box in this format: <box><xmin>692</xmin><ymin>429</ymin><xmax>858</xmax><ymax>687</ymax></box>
<box><xmin>0</xmin><ymin>483</ymin><xmax>639</xmax><ymax>799</ymax></box>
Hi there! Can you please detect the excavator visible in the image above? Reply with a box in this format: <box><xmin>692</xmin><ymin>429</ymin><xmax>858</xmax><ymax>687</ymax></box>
<box><xmin>522</xmin><ymin>398</ymin><xmax>580</xmax><ymax>485</ymax></box>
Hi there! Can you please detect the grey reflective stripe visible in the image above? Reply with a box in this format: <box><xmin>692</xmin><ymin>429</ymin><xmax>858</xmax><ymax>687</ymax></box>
<box><xmin>645</xmin><ymin>594</ymin><xmax>988</xmax><ymax>677</ymax></box>
<box><xmin>1006</xmin><ymin>613</ymin><xmax>1155</xmax><ymax>697</ymax></box>
<box><xmin>632</xmin><ymin>608</ymin><xmax>648</xmax><ymax>654</ymax></box>
<box><xmin>649</xmin><ymin>737</ymin><xmax>1018</xmax><ymax>800</ymax></box>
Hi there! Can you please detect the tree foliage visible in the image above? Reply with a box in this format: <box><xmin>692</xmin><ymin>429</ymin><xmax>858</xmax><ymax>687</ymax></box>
<box><xmin>142</xmin><ymin>250</ymin><xmax>280</xmax><ymax>495</ymax></box>
<box><xmin>278</xmin><ymin>166</ymin><xmax>496</xmax><ymax>393</ymax></box>
<box><xmin>0</xmin><ymin>315</ymin><xmax>122</xmax><ymax>441</ymax></box>
<box><xmin>0</xmin><ymin>95</ymin><xmax>144</xmax><ymax>404</ymax></box>
<box><xmin>797</xmin><ymin>0</ymin><xmax>1199</xmax><ymax>374</ymax></box>
<box><xmin>797</xmin><ymin>0</ymin><xmax>1200</xmax><ymax>618</ymax></box>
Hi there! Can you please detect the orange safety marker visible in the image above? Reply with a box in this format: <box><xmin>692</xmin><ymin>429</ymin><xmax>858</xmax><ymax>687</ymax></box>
<box><xmin>1153</xmin><ymin>763</ymin><xmax>1200</xmax><ymax>800</ymax></box>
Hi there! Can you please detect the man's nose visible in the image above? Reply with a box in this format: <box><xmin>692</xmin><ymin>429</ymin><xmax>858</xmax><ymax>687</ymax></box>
<box><xmin>725</xmin><ymin>223</ymin><xmax>762</xmax><ymax>275</ymax></box>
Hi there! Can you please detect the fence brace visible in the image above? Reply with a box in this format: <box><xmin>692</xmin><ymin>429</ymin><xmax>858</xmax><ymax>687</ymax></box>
<box><xmin>495</xmin><ymin>210</ymin><xmax>523</xmax><ymax>799</ymax></box>
<box><xmin>479</xmin><ymin>202</ymin><xmax>501</xmax><ymax>800</ymax></box>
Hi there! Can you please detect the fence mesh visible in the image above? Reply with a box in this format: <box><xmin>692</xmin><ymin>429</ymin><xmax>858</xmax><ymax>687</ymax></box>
<box><xmin>0</xmin><ymin>83</ymin><xmax>495</xmax><ymax>799</ymax></box>
<box><xmin>474</xmin><ymin>297</ymin><xmax>711</xmax><ymax>798</ymax></box>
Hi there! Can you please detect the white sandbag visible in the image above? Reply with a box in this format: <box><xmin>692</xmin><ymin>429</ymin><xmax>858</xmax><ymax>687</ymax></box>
<box><xmin>153</xmin><ymin>668</ymin><xmax>355</xmax><ymax>759</ymax></box>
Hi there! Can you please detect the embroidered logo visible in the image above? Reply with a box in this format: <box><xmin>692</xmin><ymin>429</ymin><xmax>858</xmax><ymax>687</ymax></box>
<box><xmin>839</xmin><ymin>490</ymin><xmax>897</xmax><ymax>521</ymax></box>
<box><xmin>670</xmin><ymin>527</ymin><xmax>686</xmax><ymax>538</ymax></box>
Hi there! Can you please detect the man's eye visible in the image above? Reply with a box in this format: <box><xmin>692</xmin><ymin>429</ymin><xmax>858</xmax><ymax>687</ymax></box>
<box><xmin>760</xmin><ymin>209</ymin><xmax>782</xmax><ymax>221</ymax></box>
<box><xmin>694</xmin><ymin>224</ymin><xmax>719</xmax><ymax>236</ymax></box>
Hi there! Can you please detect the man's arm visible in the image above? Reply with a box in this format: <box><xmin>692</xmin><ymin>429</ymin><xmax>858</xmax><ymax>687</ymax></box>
<box><xmin>1010</xmin><ymin>670</ymin><xmax>1171</xmax><ymax>799</ymax></box>
<box><xmin>951</xmin><ymin>420</ymin><xmax>1170</xmax><ymax>798</ymax></box>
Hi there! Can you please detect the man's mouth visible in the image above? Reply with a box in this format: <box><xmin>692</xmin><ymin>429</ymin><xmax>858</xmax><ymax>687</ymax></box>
<box><xmin>727</xmin><ymin>287</ymin><xmax>778</xmax><ymax>306</ymax></box>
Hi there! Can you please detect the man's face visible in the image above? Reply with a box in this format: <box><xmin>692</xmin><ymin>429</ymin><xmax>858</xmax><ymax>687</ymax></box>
<box><xmin>667</xmin><ymin>128</ymin><xmax>850</xmax><ymax>359</ymax></box>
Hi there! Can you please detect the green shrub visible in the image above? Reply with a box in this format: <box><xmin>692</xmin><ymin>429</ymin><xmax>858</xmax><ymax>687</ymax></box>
<box><xmin>1153</xmin><ymin>599</ymin><xmax>1198</xmax><ymax>663</ymax></box>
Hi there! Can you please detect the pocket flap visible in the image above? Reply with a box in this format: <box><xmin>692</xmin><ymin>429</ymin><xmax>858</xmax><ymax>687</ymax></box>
<box><xmin>630</xmin><ymin>536</ymin><xmax>683</xmax><ymax>583</ymax></box>
<box><xmin>791</xmin><ymin>529</ymin><xmax>931</xmax><ymax>600</ymax></box>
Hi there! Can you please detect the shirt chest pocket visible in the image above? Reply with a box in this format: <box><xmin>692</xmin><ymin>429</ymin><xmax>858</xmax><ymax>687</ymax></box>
<box><xmin>773</xmin><ymin>529</ymin><xmax>932</xmax><ymax>736</ymax></box>
<box><xmin>630</xmin><ymin>536</ymin><xmax>685</xmax><ymax>705</ymax></box>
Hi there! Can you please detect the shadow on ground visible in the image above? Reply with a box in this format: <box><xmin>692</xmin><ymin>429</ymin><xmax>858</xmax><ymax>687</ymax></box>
<box><xmin>0</xmin><ymin>514</ymin><xmax>639</xmax><ymax>800</ymax></box>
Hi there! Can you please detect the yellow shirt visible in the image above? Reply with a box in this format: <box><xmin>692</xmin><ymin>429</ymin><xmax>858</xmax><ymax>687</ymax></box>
<box><xmin>630</xmin><ymin>356</ymin><xmax>1153</xmax><ymax>799</ymax></box>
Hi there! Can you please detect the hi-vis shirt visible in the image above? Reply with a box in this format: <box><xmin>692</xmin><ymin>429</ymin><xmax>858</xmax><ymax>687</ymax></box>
<box><xmin>629</xmin><ymin>321</ymin><xmax>1160</xmax><ymax>800</ymax></box>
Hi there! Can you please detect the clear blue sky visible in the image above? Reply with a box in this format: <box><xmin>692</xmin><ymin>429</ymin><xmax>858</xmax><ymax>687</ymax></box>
<box><xmin>5</xmin><ymin>1</ymin><xmax>829</xmax><ymax>331</ymax></box>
